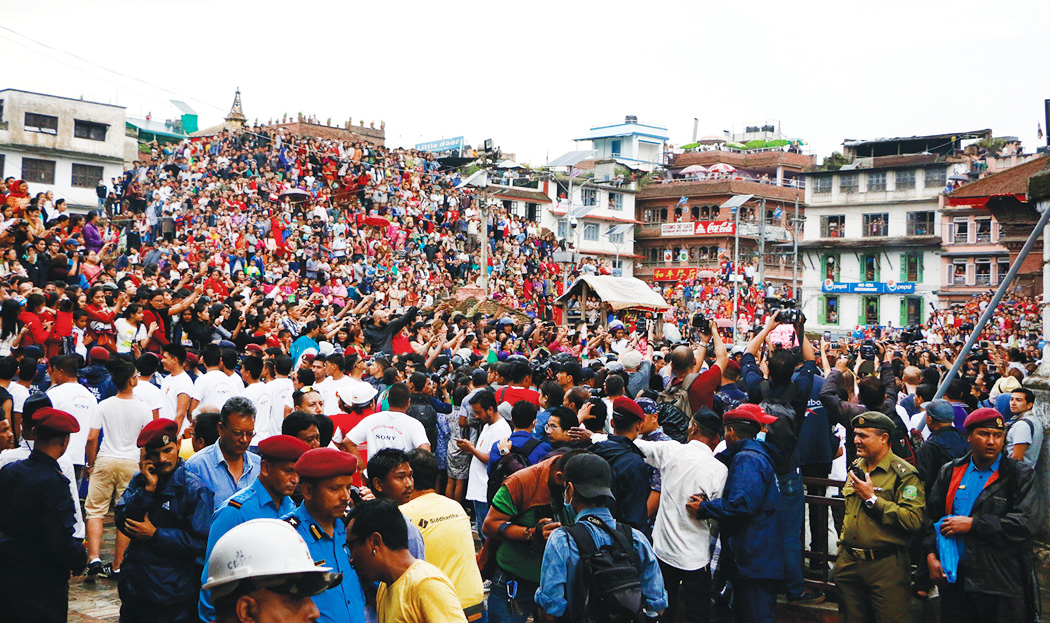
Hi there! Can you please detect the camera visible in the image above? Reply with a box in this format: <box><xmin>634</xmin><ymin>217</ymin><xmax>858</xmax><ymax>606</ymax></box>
<box><xmin>569</xmin><ymin>217</ymin><xmax>579</xmax><ymax>230</ymax></box>
<box><xmin>767</xmin><ymin>297</ymin><xmax>805</xmax><ymax>324</ymax></box>
<box><xmin>899</xmin><ymin>326</ymin><xmax>923</xmax><ymax>344</ymax></box>
<box><xmin>691</xmin><ymin>313</ymin><xmax>710</xmax><ymax>333</ymax></box>
<box><xmin>636</xmin><ymin>317</ymin><xmax>647</xmax><ymax>334</ymax></box>
<box><xmin>860</xmin><ymin>339</ymin><xmax>877</xmax><ymax>360</ymax></box>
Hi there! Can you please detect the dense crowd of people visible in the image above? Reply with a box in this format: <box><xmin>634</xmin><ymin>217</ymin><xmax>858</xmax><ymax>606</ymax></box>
<box><xmin>0</xmin><ymin>126</ymin><xmax>1045</xmax><ymax>623</ymax></box>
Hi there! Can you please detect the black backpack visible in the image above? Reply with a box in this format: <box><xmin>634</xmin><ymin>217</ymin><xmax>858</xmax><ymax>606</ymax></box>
<box><xmin>406</xmin><ymin>394</ymin><xmax>439</xmax><ymax>451</ymax></box>
<box><xmin>759</xmin><ymin>381</ymin><xmax>803</xmax><ymax>475</ymax></box>
<box><xmin>563</xmin><ymin>514</ymin><xmax>645</xmax><ymax>623</ymax></box>
<box><xmin>486</xmin><ymin>437</ymin><xmax>541</xmax><ymax>504</ymax></box>
<box><xmin>655</xmin><ymin>373</ymin><xmax>698</xmax><ymax>443</ymax></box>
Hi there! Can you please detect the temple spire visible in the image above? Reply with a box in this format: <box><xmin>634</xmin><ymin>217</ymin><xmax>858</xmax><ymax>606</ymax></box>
<box><xmin>225</xmin><ymin>88</ymin><xmax>246</xmax><ymax>124</ymax></box>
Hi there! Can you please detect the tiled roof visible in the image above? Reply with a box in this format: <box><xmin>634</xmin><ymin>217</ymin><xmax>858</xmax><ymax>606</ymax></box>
<box><xmin>490</xmin><ymin>186</ymin><xmax>552</xmax><ymax>203</ymax></box>
<box><xmin>947</xmin><ymin>155</ymin><xmax>1050</xmax><ymax>203</ymax></box>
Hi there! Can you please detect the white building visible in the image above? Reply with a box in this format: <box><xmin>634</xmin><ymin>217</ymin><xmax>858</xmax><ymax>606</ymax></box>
<box><xmin>539</xmin><ymin>161</ymin><xmax>640</xmax><ymax>277</ymax></box>
<box><xmin>0</xmin><ymin>89</ymin><xmax>128</xmax><ymax>210</ymax></box>
<box><xmin>574</xmin><ymin>116</ymin><xmax>668</xmax><ymax>172</ymax></box>
<box><xmin>800</xmin><ymin>153</ymin><xmax>961</xmax><ymax>331</ymax></box>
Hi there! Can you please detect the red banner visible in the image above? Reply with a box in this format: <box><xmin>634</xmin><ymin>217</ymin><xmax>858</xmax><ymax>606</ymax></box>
<box><xmin>653</xmin><ymin>267</ymin><xmax>698</xmax><ymax>281</ymax></box>
<box><xmin>661</xmin><ymin>221</ymin><xmax>735</xmax><ymax>236</ymax></box>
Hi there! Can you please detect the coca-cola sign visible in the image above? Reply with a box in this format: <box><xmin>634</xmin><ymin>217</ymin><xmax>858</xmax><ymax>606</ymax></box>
<box><xmin>660</xmin><ymin>221</ymin><xmax>736</xmax><ymax>236</ymax></box>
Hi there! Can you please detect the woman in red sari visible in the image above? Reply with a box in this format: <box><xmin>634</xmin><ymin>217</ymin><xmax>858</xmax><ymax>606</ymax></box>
<box><xmin>83</xmin><ymin>285</ymin><xmax>128</xmax><ymax>353</ymax></box>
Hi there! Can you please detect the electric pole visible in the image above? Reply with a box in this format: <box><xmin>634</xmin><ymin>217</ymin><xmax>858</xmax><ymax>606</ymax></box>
<box><xmin>757</xmin><ymin>198</ymin><xmax>766</xmax><ymax>285</ymax></box>
<box><xmin>792</xmin><ymin>198</ymin><xmax>799</xmax><ymax>299</ymax></box>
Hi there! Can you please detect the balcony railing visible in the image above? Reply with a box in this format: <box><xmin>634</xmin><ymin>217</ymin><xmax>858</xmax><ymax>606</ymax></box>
<box><xmin>656</xmin><ymin>173</ymin><xmax>805</xmax><ymax>189</ymax></box>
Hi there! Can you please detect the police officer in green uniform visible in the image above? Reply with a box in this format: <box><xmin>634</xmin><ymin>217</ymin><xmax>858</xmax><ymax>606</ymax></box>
<box><xmin>833</xmin><ymin>412</ymin><xmax>924</xmax><ymax>623</ymax></box>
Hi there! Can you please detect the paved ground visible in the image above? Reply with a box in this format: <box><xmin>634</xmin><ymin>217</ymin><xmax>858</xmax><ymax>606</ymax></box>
<box><xmin>69</xmin><ymin>514</ymin><xmax>121</xmax><ymax>623</ymax></box>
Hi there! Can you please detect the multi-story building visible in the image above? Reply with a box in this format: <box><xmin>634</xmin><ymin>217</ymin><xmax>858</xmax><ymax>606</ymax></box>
<box><xmin>634</xmin><ymin>144</ymin><xmax>812</xmax><ymax>287</ymax></box>
<box><xmin>574</xmin><ymin>116</ymin><xmax>668</xmax><ymax>172</ymax></box>
<box><xmin>799</xmin><ymin>131</ymin><xmax>990</xmax><ymax>330</ymax></box>
<box><xmin>0</xmin><ymin>89</ymin><xmax>128</xmax><ymax>210</ymax></box>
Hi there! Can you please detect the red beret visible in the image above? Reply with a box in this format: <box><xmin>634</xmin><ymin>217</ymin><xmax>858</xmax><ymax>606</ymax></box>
<box><xmin>258</xmin><ymin>435</ymin><xmax>311</xmax><ymax>462</ymax></box>
<box><xmin>186</xmin><ymin>352</ymin><xmax>200</xmax><ymax>365</ymax></box>
<box><xmin>725</xmin><ymin>404</ymin><xmax>777</xmax><ymax>425</ymax></box>
<box><xmin>295</xmin><ymin>448</ymin><xmax>357</xmax><ymax>479</ymax></box>
<box><xmin>611</xmin><ymin>397</ymin><xmax>645</xmax><ymax>422</ymax></box>
<box><xmin>137</xmin><ymin>418</ymin><xmax>179</xmax><ymax>449</ymax></box>
<box><xmin>32</xmin><ymin>408</ymin><xmax>80</xmax><ymax>434</ymax></box>
<box><xmin>89</xmin><ymin>346</ymin><xmax>110</xmax><ymax>362</ymax></box>
<box><xmin>964</xmin><ymin>407</ymin><xmax>1005</xmax><ymax>431</ymax></box>
<box><xmin>245</xmin><ymin>344</ymin><xmax>264</xmax><ymax>354</ymax></box>
<box><xmin>725</xmin><ymin>359</ymin><xmax>742</xmax><ymax>375</ymax></box>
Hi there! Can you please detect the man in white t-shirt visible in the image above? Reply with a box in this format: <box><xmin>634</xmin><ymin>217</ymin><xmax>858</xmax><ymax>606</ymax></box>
<box><xmin>240</xmin><ymin>356</ymin><xmax>274</xmax><ymax>447</ymax></box>
<box><xmin>317</xmin><ymin>354</ymin><xmax>354</xmax><ymax>416</ymax></box>
<box><xmin>46</xmin><ymin>354</ymin><xmax>98</xmax><ymax>479</ymax></box>
<box><xmin>189</xmin><ymin>346</ymin><xmax>245</xmax><ymax>414</ymax></box>
<box><xmin>131</xmin><ymin>354</ymin><xmax>163</xmax><ymax>419</ymax></box>
<box><xmin>83</xmin><ymin>361</ymin><xmax>153</xmax><ymax>580</ymax></box>
<box><xmin>456</xmin><ymin>389</ymin><xmax>511</xmax><ymax>541</ymax></box>
<box><xmin>345</xmin><ymin>383</ymin><xmax>430</xmax><ymax>470</ymax></box>
<box><xmin>160</xmin><ymin>345</ymin><xmax>194</xmax><ymax>431</ymax></box>
<box><xmin>266</xmin><ymin>355</ymin><xmax>295</xmax><ymax>434</ymax></box>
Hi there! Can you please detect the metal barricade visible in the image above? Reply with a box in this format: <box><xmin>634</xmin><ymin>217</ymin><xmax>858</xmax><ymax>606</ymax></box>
<box><xmin>803</xmin><ymin>476</ymin><xmax>845</xmax><ymax>595</ymax></box>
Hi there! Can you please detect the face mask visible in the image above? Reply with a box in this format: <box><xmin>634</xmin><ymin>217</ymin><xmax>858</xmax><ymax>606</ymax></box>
<box><xmin>756</xmin><ymin>431</ymin><xmax>767</xmax><ymax>442</ymax></box>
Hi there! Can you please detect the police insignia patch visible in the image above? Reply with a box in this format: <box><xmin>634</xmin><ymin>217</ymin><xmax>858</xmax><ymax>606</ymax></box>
<box><xmin>285</xmin><ymin>516</ymin><xmax>301</xmax><ymax>527</ymax></box>
<box><xmin>902</xmin><ymin>485</ymin><xmax>918</xmax><ymax>500</ymax></box>
<box><xmin>228</xmin><ymin>500</ymin><xmax>242</xmax><ymax>509</ymax></box>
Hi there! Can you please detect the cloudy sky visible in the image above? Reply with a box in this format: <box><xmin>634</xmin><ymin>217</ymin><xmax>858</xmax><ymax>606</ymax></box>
<box><xmin>3</xmin><ymin>0</ymin><xmax>1048</xmax><ymax>165</ymax></box>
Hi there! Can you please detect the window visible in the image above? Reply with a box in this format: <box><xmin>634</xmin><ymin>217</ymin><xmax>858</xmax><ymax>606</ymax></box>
<box><xmin>557</xmin><ymin>221</ymin><xmax>567</xmax><ymax>241</ymax></box>
<box><xmin>906</xmin><ymin>211</ymin><xmax>935</xmax><ymax>236</ymax></box>
<box><xmin>840</xmin><ymin>173</ymin><xmax>858</xmax><ymax>194</ymax></box>
<box><xmin>24</xmin><ymin>112</ymin><xmax>58</xmax><ymax>134</ymax></box>
<box><xmin>863</xmin><ymin>213</ymin><xmax>888</xmax><ymax>237</ymax></box>
<box><xmin>21</xmin><ymin>158</ymin><xmax>55</xmax><ymax>184</ymax></box>
<box><xmin>925</xmin><ymin>168</ymin><xmax>947</xmax><ymax>188</ymax></box>
<box><xmin>902</xmin><ymin>297</ymin><xmax>923</xmax><ymax>326</ymax></box>
<box><xmin>952</xmin><ymin>259</ymin><xmax>968</xmax><ymax>285</ymax></box>
<box><xmin>953</xmin><ymin>217</ymin><xmax>969</xmax><ymax>244</ymax></box>
<box><xmin>861</xmin><ymin>253</ymin><xmax>880</xmax><ymax>281</ymax></box>
<box><xmin>998</xmin><ymin>258</ymin><xmax>1011</xmax><ymax>284</ymax></box>
<box><xmin>821</xmin><ymin>295</ymin><xmax>839</xmax><ymax>325</ymax></box>
<box><xmin>581</xmin><ymin>188</ymin><xmax>597</xmax><ymax>207</ymax></box>
<box><xmin>608</xmin><ymin>192</ymin><xmax>623</xmax><ymax>211</ymax></box>
<box><xmin>71</xmin><ymin>163</ymin><xmax>104</xmax><ymax>188</ymax></box>
<box><xmin>901</xmin><ymin>252</ymin><xmax>922</xmax><ymax>282</ymax></box>
<box><xmin>710</xmin><ymin>205</ymin><xmax>720</xmax><ymax>220</ymax></box>
<box><xmin>975</xmin><ymin>259</ymin><xmax>992</xmax><ymax>286</ymax></box>
<box><xmin>73</xmin><ymin>119</ymin><xmax>107</xmax><ymax>141</ymax></box>
<box><xmin>607</xmin><ymin>225</ymin><xmax>624</xmax><ymax>244</ymax></box>
<box><xmin>821</xmin><ymin>254</ymin><xmax>840</xmax><ymax>281</ymax></box>
<box><xmin>896</xmin><ymin>170</ymin><xmax>916</xmax><ymax>189</ymax></box>
<box><xmin>975</xmin><ymin>218</ymin><xmax>992</xmax><ymax>243</ymax></box>
<box><xmin>813</xmin><ymin>176</ymin><xmax>832</xmax><ymax>194</ymax></box>
<box><xmin>821</xmin><ymin>215</ymin><xmax>845</xmax><ymax>238</ymax></box>
<box><xmin>583</xmin><ymin>222</ymin><xmax>599</xmax><ymax>241</ymax></box>
<box><xmin>867</xmin><ymin>171</ymin><xmax>886</xmax><ymax>192</ymax></box>
<box><xmin>862</xmin><ymin>296</ymin><xmax>880</xmax><ymax>325</ymax></box>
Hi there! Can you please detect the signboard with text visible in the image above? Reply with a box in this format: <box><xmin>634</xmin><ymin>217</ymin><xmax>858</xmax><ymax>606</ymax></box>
<box><xmin>415</xmin><ymin>136</ymin><xmax>464</xmax><ymax>152</ymax></box>
<box><xmin>654</xmin><ymin>267</ymin><xmax>698</xmax><ymax>281</ymax></box>
<box><xmin>822</xmin><ymin>280</ymin><xmax>916</xmax><ymax>294</ymax></box>
<box><xmin>661</xmin><ymin>221</ymin><xmax>736</xmax><ymax>236</ymax></box>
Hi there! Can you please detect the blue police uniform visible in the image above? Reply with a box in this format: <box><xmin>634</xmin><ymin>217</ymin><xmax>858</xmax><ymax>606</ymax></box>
<box><xmin>0</xmin><ymin>450</ymin><xmax>88</xmax><ymax>623</ymax></box>
<box><xmin>199</xmin><ymin>478</ymin><xmax>296</xmax><ymax>622</ymax></box>
<box><xmin>283</xmin><ymin>503</ymin><xmax>367</xmax><ymax>623</ymax></box>
<box><xmin>115</xmin><ymin>460</ymin><xmax>214</xmax><ymax>623</ymax></box>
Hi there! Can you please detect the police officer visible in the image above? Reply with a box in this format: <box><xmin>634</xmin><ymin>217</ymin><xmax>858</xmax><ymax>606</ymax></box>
<box><xmin>0</xmin><ymin>407</ymin><xmax>87</xmax><ymax>623</ymax></box>
<box><xmin>925</xmin><ymin>408</ymin><xmax>1042</xmax><ymax>622</ymax></box>
<box><xmin>834</xmin><ymin>412</ymin><xmax>924</xmax><ymax>623</ymax></box>
<box><xmin>283</xmin><ymin>447</ymin><xmax>367</xmax><ymax>623</ymax></box>
<box><xmin>116</xmin><ymin>418</ymin><xmax>215</xmax><ymax>623</ymax></box>
<box><xmin>204</xmin><ymin>519</ymin><xmax>343</xmax><ymax>623</ymax></box>
<box><xmin>200</xmin><ymin>434</ymin><xmax>311</xmax><ymax>622</ymax></box>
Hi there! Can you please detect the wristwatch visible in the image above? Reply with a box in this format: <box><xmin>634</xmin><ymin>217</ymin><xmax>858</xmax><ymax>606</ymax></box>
<box><xmin>863</xmin><ymin>495</ymin><xmax>878</xmax><ymax>509</ymax></box>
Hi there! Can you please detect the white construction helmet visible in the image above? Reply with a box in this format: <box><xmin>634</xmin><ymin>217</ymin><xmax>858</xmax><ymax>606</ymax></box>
<box><xmin>203</xmin><ymin>519</ymin><xmax>341</xmax><ymax>600</ymax></box>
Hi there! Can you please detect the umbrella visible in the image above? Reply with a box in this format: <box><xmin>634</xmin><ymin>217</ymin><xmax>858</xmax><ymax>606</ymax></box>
<box><xmin>698</xmin><ymin>270</ymin><xmax>717</xmax><ymax>279</ymax></box>
<box><xmin>709</xmin><ymin>163</ymin><xmax>737</xmax><ymax>174</ymax></box>
<box><xmin>725</xmin><ymin>142</ymin><xmax>747</xmax><ymax>150</ymax></box>
<box><xmin>279</xmin><ymin>188</ymin><xmax>310</xmax><ymax>201</ymax></box>
<box><xmin>716</xmin><ymin>318</ymin><xmax>734</xmax><ymax>328</ymax></box>
<box><xmin>679</xmin><ymin>142</ymin><xmax>701</xmax><ymax>150</ymax></box>
<box><xmin>949</xmin><ymin>175</ymin><xmax>970</xmax><ymax>182</ymax></box>
<box><xmin>766</xmin><ymin>139</ymin><xmax>790</xmax><ymax>148</ymax></box>
<box><xmin>679</xmin><ymin>165</ymin><xmax>708</xmax><ymax>175</ymax></box>
<box><xmin>744</xmin><ymin>139</ymin><xmax>767</xmax><ymax>149</ymax></box>
<box><xmin>497</xmin><ymin>160</ymin><xmax>525</xmax><ymax>169</ymax></box>
<box><xmin>364</xmin><ymin>216</ymin><xmax>390</xmax><ymax>228</ymax></box>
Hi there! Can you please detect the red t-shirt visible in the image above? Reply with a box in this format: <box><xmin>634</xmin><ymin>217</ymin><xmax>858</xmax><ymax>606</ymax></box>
<box><xmin>497</xmin><ymin>386</ymin><xmax>541</xmax><ymax>408</ymax></box>
<box><xmin>669</xmin><ymin>365</ymin><xmax>722</xmax><ymax>412</ymax></box>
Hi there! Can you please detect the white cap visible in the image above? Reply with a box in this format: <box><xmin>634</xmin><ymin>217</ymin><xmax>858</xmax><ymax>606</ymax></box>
<box><xmin>203</xmin><ymin>519</ymin><xmax>341</xmax><ymax>599</ymax></box>
<box><xmin>338</xmin><ymin>380</ymin><xmax>378</xmax><ymax>406</ymax></box>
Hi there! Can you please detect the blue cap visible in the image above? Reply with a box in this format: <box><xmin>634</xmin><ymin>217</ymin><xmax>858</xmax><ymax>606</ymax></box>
<box><xmin>925</xmin><ymin>399</ymin><xmax>955</xmax><ymax>423</ymax></box>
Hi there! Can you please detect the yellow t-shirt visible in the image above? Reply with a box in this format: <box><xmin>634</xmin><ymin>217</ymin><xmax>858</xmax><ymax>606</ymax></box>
<box><xmin>400</xmin><ymin>493</ymin><xmax>484</xmax><ymax>609</ymax></box>
<box><xmin>376</xmin><ymin>560</ymin><xmax>467</xmax><ymax>623</ymax></box>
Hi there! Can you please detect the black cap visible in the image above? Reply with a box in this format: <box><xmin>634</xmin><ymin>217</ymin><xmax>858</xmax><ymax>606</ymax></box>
<box><xmin>691</xmin><ymin>406</ymin><xmax>723</xmax><ymax>433</ymax></box>
<box><xmin>22</xmin><ymin>392</ymin><xmax>53</xmax><ymax>432</ymax></box>
<box><xmin>564</xmin><ymin>454</ymin><xmax>614</xmax><ymax>500</ymax></box>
